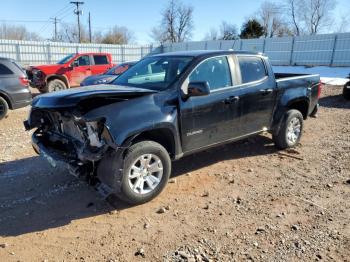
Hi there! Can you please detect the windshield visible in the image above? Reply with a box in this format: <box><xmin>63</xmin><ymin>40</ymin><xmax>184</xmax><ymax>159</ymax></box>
<box><xmin>57</xmin><ymin>54</ymin><xmax>75</xmax><ymax>64</ymax></box>
<box><xmin>113</xmin><ymin>56</ymin><xmax>193</xmax><ymax>90</ymax></box>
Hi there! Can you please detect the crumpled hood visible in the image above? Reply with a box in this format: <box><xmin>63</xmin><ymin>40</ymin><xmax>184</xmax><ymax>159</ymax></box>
<box><xmin>27</xmin><ymin>64</ymin><xmax>65</xmax><ymax>75</ymax></box>
<box><xmin>32</xmin><ymin>85</ymin><xmax>157</xmax><ymax>109</ymax></box>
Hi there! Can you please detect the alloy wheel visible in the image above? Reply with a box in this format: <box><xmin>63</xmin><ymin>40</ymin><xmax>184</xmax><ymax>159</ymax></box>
<box><xmin>128</xmin><ymin>154</ymin><xmax>163</xmax><ymax>195</ymax></box>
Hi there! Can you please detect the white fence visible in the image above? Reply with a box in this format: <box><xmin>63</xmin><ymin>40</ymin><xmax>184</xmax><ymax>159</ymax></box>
<box><xmin>161</xmin><ymin>33</ymin><xmax>350</xmax><ymax>67</ymax></box>
<box><xmin>1</xmin><ymin>33</ymin><xmax>350</xmax><ymax>67</ymax></box>
<box><xmin>0</xmin><ymin>39</ymin><xmax>158</xmax><ymax>66</ymax></box>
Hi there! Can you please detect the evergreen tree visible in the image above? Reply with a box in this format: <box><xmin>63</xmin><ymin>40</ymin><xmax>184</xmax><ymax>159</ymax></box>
<box><xmin>240</xmin><ymin>19</ymin><xmax>265</xmax><ymax>39</ymax></box>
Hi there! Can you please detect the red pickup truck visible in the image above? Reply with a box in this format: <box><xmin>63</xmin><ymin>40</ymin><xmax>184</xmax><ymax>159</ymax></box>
<box><xmin>27</xmin><ymin>53</ymin><xmax>114</xmax><ymax>92</ymax></box>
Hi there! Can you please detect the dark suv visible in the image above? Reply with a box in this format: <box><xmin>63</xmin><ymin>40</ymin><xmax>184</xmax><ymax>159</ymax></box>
<box><xmin>0</xmin><ymin>58</ymin><xmax>32</xmax><ymax>120</ymax></box>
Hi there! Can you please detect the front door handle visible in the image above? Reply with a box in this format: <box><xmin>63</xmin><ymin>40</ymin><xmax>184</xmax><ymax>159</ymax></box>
<box><xmin>259</xmin><ymin>88</ymin><xmax>273</xmax><ymax>95</ymax></box>
<box><xmin>224</xmin><ymin>96</ymin><xmax>240</xmax><ymax>104</ymax></box>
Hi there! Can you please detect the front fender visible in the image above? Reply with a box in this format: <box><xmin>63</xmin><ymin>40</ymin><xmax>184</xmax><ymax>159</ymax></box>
<box><xmin>83</xmin><ymin>93</ymin><xmax>180</xmax><ymax>149</ymax></box>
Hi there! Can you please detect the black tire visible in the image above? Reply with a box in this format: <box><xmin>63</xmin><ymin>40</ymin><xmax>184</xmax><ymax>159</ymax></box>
<box><xmin>117</xmin><ymin>141</ymin><xmax>171</xmax><ymax>205</ymax></box>
<box><xmin>45</xmin><ymin>79</ymin><xmax>67</xmax><ymax>93</ymax></box>
<box><xmin>273</xmin><ymin>109</ymin><xmax>304</xmax><ymax>150</ymax></box>
<box><xmin>343</xmin><ymin>82</ymin><xmax>350</xmax><ymax>100</ymax></box>
<box><xmin>0</xmin><ymin>96</ymin><xmax>9</xmax><ymax>120</ymax></box>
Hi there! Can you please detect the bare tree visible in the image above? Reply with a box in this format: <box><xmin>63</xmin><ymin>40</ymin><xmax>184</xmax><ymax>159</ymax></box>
<box><xmin>58</xmin><ymin>22</ymin><xmax>89</xmax><ymax>43</ymax></box>
<box><xmin>302</xmin><ymin>0</ymin><xmax>336</xmax><ymax>34</ymax></box>
<box><xmin>220</xmin><ymin>21</ymin><xmax>239</xmax><ymax>40</ymax></box>
<box><xmin>151</xmin><ymin>0</ymin><xmax>194</xmax><ymax>43</ymax></box>
<box><xmin>285</xmin><ymin>0</ymin><xmax>302</xmax><ymax>36</ymax></box>
<box><xmin>101</xmin><ymin>26</ymin><xmax>134</xmax><ymax>44</ymax></box>
<box><xmin>336</xmin><ymin>15</ymin><xmax>350</xmax><ymax>33</ymax></box>
<box><xmin>284</xmin><ymin>0</ymin><xmax>336</xmax><ymax>35</ymax></box>
<box><xmin>203</xmin><ymin>21</ymin><xmax>238</xmax><ymax>41</ymax></box>
<box><xmin>256</xmin><ymin>1</ymin><xmax>291</xmax><ymax>37</ymax></box>
<box><xmin>203</xmin><ymin>28</ymin><xmax>219</xmax><ymax>40</ymax></box>
<box><xmin>0</xmin><ymin>23</ymin><xmax>42</xmax><ymax>41</ymax></box>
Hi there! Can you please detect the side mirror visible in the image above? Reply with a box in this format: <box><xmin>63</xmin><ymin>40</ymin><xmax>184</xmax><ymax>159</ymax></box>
<box><xmin>187</xmin><ymin>81</ymin><xmax>210</xmax><ymax>97</ymax></box>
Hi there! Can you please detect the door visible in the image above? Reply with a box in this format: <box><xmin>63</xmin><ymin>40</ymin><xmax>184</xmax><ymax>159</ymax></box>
<box><xmin>180</xmin><ymin>56</ymin><xmax>241</xmax><ymax>153</ymax></box>
<box><xmin>91</xmin><ymin>54</ymin><xmax>111</xmax><ymax>75</ymax></box>
<box><xmin>69</xmin><ymin>55</ymin><xmax>92</xmax><ymax>86</ymax></box>
<box><xmin>236</xmin><ymin>56</ymin><xmax>277</xmax><ymax>135</ymax></box>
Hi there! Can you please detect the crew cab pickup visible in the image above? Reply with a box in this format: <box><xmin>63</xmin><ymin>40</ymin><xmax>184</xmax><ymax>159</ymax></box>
<box><xmin>27</xmin><ymin>53</ymin><xmax>114</xmax><ymax>92</ymax></box>
<box><xmin>24</xmin><ymin>50</ymin><xmax>321</xmax><ymax>205</ymax></box>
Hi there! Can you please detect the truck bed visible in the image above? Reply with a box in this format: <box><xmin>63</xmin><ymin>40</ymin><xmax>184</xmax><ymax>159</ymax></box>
<box><xmin>274</xmin><ymin>73</ymin><xmax>317</xmax><ymax>80</ymax></box>
<box><xmin>274</xmin><ymin>72</ymin><xmax>320</xmax><ymax>117</ymax></box>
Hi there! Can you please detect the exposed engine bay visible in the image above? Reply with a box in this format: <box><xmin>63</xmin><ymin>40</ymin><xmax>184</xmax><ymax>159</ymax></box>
<box><xmin>28</xmin><ymin>108</ymin><xmax>113</xmax><ymax>177</ymax></box>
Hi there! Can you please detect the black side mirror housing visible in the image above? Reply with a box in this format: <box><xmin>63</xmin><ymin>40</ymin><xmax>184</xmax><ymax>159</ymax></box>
<box><xmin>187</xmin><ymin>81</ymin><xmax>210</xmax><ymax>97</ymax></box>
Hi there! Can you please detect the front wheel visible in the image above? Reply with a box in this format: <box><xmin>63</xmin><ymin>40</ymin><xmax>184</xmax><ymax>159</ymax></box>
<box><xmin>343</xmin><ymin>82</ymin><xmax>350</xmax><ymax>100</ymax></box>
<box><xmin>273</xmin><ymin>109</ymin><xmax>304</xmax><ymax>149</ymax></box>
<box><xmin>117</xmin><ymin>141</ymin><xmax>171</xmax><ymax>205</ymax></box>
<box><xmin>45</xmin><ymin>79</ymin><xmax>67</xmax><ymax>93</ymax></box>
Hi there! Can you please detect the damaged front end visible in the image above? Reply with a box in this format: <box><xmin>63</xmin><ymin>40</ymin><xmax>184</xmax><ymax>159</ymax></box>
<box><xmin>24</xmin><ymin>85</ymin><xmax>158</xmax><ymax>197</ymax></box>
<box><xmin>26</xmin><ymin>108</ymin><xmax>114</xmax><ymax>180</ymax></box>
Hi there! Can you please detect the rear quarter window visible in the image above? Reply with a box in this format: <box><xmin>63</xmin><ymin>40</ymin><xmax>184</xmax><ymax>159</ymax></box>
<box><xmin>0</xmin><ymin>63</ymin><xmax>13</xmax><ymax>75</ymax></box>
<box><xmin>93</xmin><ymin>55</ymin><xmax>109</xmax><ymax>65</ymax></box>
<box><xmin>238</xmin><ymin>56</ymin><xmax>267</xmax><ymax>83</ymax></box>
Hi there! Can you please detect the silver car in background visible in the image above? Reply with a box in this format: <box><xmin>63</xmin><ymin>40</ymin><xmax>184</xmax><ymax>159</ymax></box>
<box><xmin>0</xmin><ymin>57</ymin><xmax>32</xmax><ymax>120</ymax></box>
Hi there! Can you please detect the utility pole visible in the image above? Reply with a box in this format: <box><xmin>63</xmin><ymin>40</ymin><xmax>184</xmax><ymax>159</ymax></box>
<box><xmin>88</xmin><ymin>12</ymin><xmax>92</xmax><ymax>43</ymax></box>
<box><xmin>50</xmin><ymin>17</ymin><xmax>60</xmax><ymax>41</ymax></box>
<box><xmin>70</xmin><ymin>1</ymin><xmax>84</xmax><ymax>43</ymax></box>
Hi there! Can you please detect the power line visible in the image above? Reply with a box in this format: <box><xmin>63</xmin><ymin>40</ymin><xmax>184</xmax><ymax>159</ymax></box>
<box><xmin>56</xmin><ymin>6</ymin><xmax>75</xmax><ymax>20</ymax></box>
<box><xmin>0</xmin><ymin>19</ymin><xmax>49</xmax><ymax>23</ymax></box>
<box><xmin>52</xmin><ymin>4</ymin><xmax>72</xmax><ymax>18</ymax></box>
<box><xmin>59</xmin><ymin>8</ymin><xmax>74</xmax><ymax>20</ymax></box>
<box><xmin>70</xmin><ymin>1</ymin><xmax>84</xmax><ymax>43</ymax></box>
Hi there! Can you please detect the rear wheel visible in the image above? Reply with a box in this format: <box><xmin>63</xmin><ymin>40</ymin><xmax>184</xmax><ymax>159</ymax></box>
<box><xmin>117</xmin><ymin>141</ymin><xmax>171</xmax><ymax>205</ymax></box>
<box><xmin>45</xmin><ymin>79</ymin><xmax>67</xmax><ymax>93</ymax></box>
<box><xmin>0</xmin><ymin>97</ymin><xmax>9</xmax><ymax>120</ymax></box>
<box><xmin>343</xmin><ymin>82</ymin><xmax>350</xmax><ymax>100</ymax></box>
<box><xmin>273</xmin><ymin>109</ymin><xmax>304</xmax><ymax>149</ymax></box>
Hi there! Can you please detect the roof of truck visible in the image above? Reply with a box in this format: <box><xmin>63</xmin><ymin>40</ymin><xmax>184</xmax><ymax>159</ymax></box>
<box><xmin>76</xmin><ymin>52</ymin><xmax>111</xmax><ymax>55</ymax></box>
<box><xmin>154</xmin><ymin>50</ymin><xmax>262</xmax><ymax>57</ymax></box>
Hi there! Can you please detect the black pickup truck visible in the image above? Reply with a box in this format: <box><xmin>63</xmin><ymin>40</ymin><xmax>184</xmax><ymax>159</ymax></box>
<box><xmin>25</xmin><ymin>51</ymin><xmax>321</xmax><ymax>204</ymax></box>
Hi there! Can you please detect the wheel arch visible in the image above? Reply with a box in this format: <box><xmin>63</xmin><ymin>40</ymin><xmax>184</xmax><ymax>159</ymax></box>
<box><xmin>0</xmin><ymin>91</ymin><xmax>12</xmax><ymax>109</ymax></box>
<box><xmin>287</xmin><ymin>98</ymin><xmax>309</xmax><ymax>120</ymax></box>
<box><xmin>126</xmin><ymin>128</ymin><xmax>177</xmax><ymax>160</ymax></box>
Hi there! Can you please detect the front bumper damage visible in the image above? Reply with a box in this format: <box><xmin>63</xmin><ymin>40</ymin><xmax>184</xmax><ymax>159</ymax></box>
<box><xmin>24</xmin><ymin>111</ymin><xmax>126</xmax><ymax>198</ymax></box>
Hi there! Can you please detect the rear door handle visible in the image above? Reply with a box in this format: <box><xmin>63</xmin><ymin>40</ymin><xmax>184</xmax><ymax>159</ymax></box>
<box><xmin>259</xmin><ymin>88</ymin><xmax>273</xmax><ymax>95</ymax></box>
<box><xmin>224</xmin><ymin>96</ymin><xmax>240</xmax><ymax>104</ymax></box>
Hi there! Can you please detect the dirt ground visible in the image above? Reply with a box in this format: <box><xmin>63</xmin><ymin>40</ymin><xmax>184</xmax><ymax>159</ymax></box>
<box><xmin>0</xmin><ymin>86</ymin><xmax>349</xmax><ymax>262</ymax></box>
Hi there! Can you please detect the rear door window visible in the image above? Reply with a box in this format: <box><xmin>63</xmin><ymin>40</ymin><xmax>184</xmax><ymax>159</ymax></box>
<box><xmin>93</xmin><ymin>55</ymin><xmax>109</xmax><ymax>65</ymax></box>
<box><xmin>189</xmin><ymin>56</ymin><xmax>232</xmax><ymax>91</ymax></box>
<box><xmin>238</xmin><ymin>56</ymin><xmax>267</xmax><ymax>84</ymax></box>
<box><xmin>0</xmin><ymin>64</ymin><xmax>13</xmax><ymax>75</ymax></box>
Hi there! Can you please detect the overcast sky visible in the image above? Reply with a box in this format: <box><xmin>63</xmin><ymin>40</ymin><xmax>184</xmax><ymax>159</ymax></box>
<box><xmin>1</xmin><ymin>0</ymin><xmax>349</xmax><ymax>44</ymax></box>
